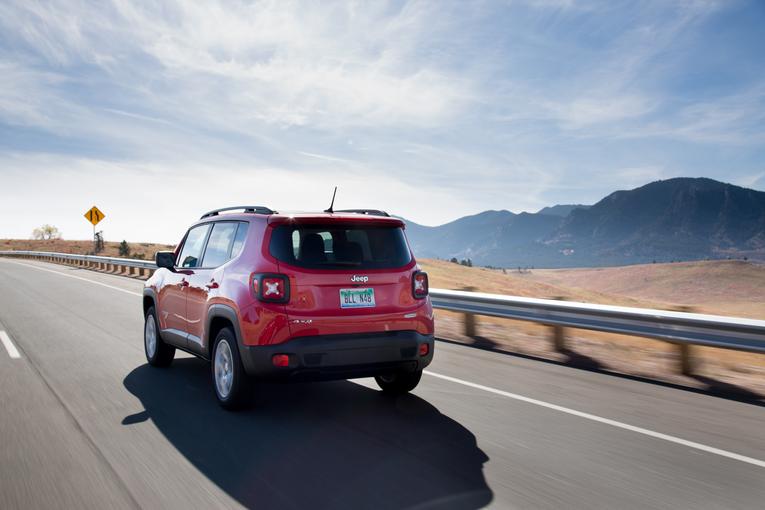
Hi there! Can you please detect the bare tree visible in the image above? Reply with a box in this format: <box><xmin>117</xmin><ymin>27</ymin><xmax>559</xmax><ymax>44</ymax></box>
<box><xmin>32</xmin><ymin>224</ymin><xmax>62</xmax><ymax>240</ymax></box>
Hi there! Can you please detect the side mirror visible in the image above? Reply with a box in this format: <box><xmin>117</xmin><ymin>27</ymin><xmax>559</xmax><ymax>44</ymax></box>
<box><xmin>155</xmin><ymin>251</ymin><xmax>176</xmax><ymax>270</ymax></box>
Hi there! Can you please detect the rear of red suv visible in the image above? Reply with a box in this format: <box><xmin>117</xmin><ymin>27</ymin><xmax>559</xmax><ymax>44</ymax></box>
<box><xmin>143</xmin><ymin>207</ymin><xmax>434</xmax><ymax>409</ymax></box>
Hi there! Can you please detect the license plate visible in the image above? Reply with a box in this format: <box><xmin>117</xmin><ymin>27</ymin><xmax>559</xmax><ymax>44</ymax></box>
<box><xmin>339</xmin><ymin>288</ymin><xmax>376</xmax><ymax>308</ymax></box>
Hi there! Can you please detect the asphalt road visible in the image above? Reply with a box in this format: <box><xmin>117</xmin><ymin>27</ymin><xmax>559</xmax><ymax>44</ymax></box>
<box><xmin>0</xmin><ymin>258</ymin><xmax>764</xmax><ymax>509</ymax></box>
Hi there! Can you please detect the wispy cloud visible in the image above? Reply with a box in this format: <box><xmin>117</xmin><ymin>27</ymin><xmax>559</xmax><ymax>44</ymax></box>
<box><xmin>2</xmin><ymin>1</ymin><xmax>471</xmax><ymax>131</ymax></box>
<box><xmin>0</xmin><ymin>61</ymin><xmax>68</xmax><ymax>129</ymax></box>
<box><xmin>618</xmin><ymin>86</ymin><xmax>765</xmax><ymax>145</ymax></box>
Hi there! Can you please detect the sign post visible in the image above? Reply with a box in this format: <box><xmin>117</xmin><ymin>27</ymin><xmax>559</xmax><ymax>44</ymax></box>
<box><xmin>84</xmin><ymin>206</ymin><xmax>106</xmax><ymax>253</ymax></box>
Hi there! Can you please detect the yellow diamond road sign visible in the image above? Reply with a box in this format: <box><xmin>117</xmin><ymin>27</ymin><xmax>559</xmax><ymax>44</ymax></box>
<box><xmin>84</xmin><ymin>206</ymin><xmax>105</xmax><ymax>226</ymax></box>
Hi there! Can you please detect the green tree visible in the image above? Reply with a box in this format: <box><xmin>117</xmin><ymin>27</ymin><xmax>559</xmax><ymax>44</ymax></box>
<box><xmin>118</xmin><ymin>240</ymin><xmax>131</xmax><ymax>257</ymax></box>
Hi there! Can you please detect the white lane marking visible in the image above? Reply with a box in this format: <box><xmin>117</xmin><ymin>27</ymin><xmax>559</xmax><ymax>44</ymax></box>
<box><xmin>425</xmin><ymin>370</ymin><xmax>765</xmax><ymax>469</ymax></box>
<box><xmin>0</xmin><ymin>331</ymin><xmax>21</xmax><ymax>359</ymax></box>
<box><xmin>2</xmin><ymin>260</ymin><xmax>142</xmax><ymax>297</ymax></box>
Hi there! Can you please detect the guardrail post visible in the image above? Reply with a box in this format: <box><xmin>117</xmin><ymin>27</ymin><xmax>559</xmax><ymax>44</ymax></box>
<box><xmin>550</xmin><ymin>296</ymin><xmax>567</xmax><ymax>352</ymax></box>
<box><xmin>678</xmin><ymin>343</ymin><xmax>694</xmax><ymax>376</ymax></box>
<box><xmin>672</xmin><ymin>306</ymin><xmax>697</xmax><ymax>375</ymax></box>
<box><xmin>462</xmin><ymin>286</ymin><xmax>477</xmax><ymax>337</ymax></box>
<box><xmin>551</xmin><ymin>324</ymin><xmax>566</xmax><ymax>352</ymax></box>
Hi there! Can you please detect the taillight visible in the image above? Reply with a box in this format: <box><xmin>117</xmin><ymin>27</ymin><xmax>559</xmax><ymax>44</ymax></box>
<box><xmin>412</xmin><ymin>271</ymin><xmax>428</xmax><ymax>299</ymax></box>
<box><xmin>252</xmin><ymin>273</ymin><xmax>290</xmax><ymax>303</ymax></box>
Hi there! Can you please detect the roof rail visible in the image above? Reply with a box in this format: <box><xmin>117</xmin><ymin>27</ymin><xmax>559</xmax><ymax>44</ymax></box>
<box><xmin>335</xmin><ymin>209</ymin><xmax>390</xmax><ymax>217</ymax></box>
<box><xmin>200</xmin><ymin>206</ymin><xmax>275</xmax><ymax>219</ymax></box>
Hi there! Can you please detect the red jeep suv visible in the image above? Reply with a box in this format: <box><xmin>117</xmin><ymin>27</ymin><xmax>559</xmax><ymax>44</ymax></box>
<box><xmin>143</xmin><ymin>206</ymin><xmax>434</xmax><ymax>409</ymax></box>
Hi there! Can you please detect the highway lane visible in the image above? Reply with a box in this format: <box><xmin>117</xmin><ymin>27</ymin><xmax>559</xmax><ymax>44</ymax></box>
<box><xmin>0</xmin><ymin>258</ymin><xmax>764</xmax><ymax>509</ymax></box>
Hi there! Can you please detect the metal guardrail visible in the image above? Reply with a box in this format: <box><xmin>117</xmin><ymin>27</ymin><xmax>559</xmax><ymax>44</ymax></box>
<box><xmin>429</xmin><ymin>289</ymin><xmax>765</xmax><ymax>354</ymax></box>
<box><xmin>0</xmin><ymin>250</ymin><xmax>156</xmax><ymax>275</ymax></box>
<box><xmin>2</xmin><ymin>250</ymin><xmax>764</xmax><ymax>372</ymax></box>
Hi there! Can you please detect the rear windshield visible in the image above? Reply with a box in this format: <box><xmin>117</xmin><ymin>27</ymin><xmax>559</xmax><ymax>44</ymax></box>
<box><xmin>269</xmin><ymin>224</ymin><xmax>412</xmax><ymax>269</ymax></box>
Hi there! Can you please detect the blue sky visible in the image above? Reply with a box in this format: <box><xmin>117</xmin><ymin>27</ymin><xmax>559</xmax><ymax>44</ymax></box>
<box><xmin>0</xmin><ymin>0</ymin><xmax>764</xmax><ymax>243</ymax></box>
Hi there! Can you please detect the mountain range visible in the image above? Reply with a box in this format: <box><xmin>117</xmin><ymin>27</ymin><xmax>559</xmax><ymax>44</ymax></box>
<box><xmin>403</xmin><ymin>178</ymin><xmax>765</xmax><ymax>268</ymax></box>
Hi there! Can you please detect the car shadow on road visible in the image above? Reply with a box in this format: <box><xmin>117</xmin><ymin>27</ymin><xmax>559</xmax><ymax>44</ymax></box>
<box><xmin>123</xmin><ymin>359</ymin><xmax>493</xmax><ymax>510</ymax></box>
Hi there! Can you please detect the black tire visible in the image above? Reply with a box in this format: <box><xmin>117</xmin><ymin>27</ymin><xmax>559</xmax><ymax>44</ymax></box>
<box><xmin>375</xmin><ymin>370</ymin><xmax>423</xmax><ymax>395</ymax></box>
<box><xmin>211</xmin><ymin>327</ymin><xmax>250</xmax><ymax>411</ymax></box>
<box><xmin>144</xmin><ymin>307</ymin><xmax>175</xmax><ymax>367</ymax></box>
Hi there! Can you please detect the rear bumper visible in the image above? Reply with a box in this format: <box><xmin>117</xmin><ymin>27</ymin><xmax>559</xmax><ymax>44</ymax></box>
<box><xmin>238</xmin><ymin>330</ymin><xmax>434</xmax><ymax>381</ymax></box>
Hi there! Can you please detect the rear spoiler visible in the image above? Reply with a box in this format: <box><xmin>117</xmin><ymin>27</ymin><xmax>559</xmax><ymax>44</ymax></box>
<box><xmin>268</xmin><ymin>214</ymin><xmax>404</xmax><ymax>227</ymax></box>
<box><xmin>334</xmin><ymin>209</ymin><xmax>389</xmax><ymax>217</ymax></box>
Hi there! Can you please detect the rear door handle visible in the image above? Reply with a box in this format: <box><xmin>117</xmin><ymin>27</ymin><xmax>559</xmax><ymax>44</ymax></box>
<box><xmin>180</xmin><ymin>279</ymin><xmax>189</xmax><ymax>288</ymax></box>
<box><xmin>205</xmin><ymin>280</ymin><xmax>219</xmax><ymax>290</ymax></box>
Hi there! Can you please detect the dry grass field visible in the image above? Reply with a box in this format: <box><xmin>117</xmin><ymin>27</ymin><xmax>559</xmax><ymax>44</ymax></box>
<box><xmin>531</xmin><ymin>260</ymin><xmax>765</xmax><ymax>319</ymax></box>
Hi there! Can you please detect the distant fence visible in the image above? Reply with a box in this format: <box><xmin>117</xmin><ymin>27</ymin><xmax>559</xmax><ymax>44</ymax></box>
<box><xmin>2</xmin><ymin>250</ymin><xmax>764</xmax><ymax>375</ymax></box>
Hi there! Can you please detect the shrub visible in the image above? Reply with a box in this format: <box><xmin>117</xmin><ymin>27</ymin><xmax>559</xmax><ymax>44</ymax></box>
<box><xmin>118</xmin><ymin>240</ymin><xmax>131</xmax><ymax>257</ymax></box>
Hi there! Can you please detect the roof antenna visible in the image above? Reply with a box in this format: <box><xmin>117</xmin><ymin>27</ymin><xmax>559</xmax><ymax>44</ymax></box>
<box><xmin>324</xmin><ymin>186</ymin><xmax>337</xmax><ymax>213</ymax></box>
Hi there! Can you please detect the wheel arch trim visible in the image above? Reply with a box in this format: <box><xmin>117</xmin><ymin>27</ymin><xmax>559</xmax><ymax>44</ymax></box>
<box><xmin>206</xmin><ymin>304</ymin><xmax>244</xmax><ymax>359</ymax></box>
<box><xmin>143</xmin><ymin>288</ymin><xmax>157</xmax><ymax>315</ymax></box>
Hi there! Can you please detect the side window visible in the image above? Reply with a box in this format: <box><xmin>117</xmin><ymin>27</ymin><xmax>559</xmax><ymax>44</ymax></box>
<box><xmin>177</xmin><ymin>224</ymin><xmax>211</xmax><ymax>268</ymax></box>
<box><xmin>230</xmin><ymin>222</ymin><xmax>248</xmax><ymax>259</ymax></box>
<box><xmin>201</xmin><ymin>222</ymin><xmax>239</xmax><ymax>268</ymax></box>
